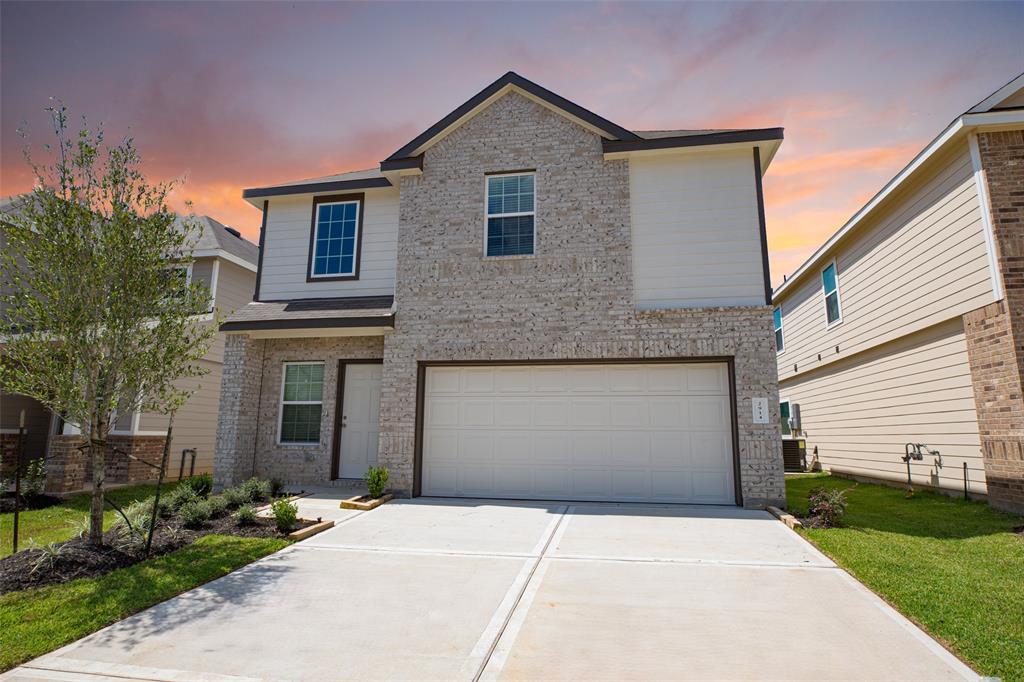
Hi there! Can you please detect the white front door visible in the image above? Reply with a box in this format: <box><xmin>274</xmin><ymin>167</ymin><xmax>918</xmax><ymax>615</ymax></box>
<box><xmin>421</xmin><ymin>363</ymin><xmax>736</xmax><ymax>504</ymax></box>
<box><xmin>338</xmin><ymin>363</ymin><xmax>382</xmax><ymax>479</ymax></box>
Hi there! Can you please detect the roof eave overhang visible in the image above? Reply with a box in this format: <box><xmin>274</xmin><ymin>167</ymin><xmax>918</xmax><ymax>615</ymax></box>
<box><xmin>773</xmin><ymin>108</ymin><xmax>1024</xmax><ymax>300</ymax></box>
<box><xmin>603</xmin><ymin>128</ymin><xmax>784</xmax><ymax>157</ymax></box>
<box><xmin>220</xmin><ymin>314</ymin><xmax>396</xmax><ymax>334</ymax></box>
<box><xmin>241</xmin><ymin>177</ymin><xmax>393</xmax><ymax>205</ymax></box>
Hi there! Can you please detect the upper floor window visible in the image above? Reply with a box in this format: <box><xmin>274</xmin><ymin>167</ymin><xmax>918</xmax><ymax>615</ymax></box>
<box><xmin>485</xmin><ymin>172</ymin><xmax>535</xmax><ymax>257</ymax></box>
<box><xmin>309</xmin><ymin>194</ymin><xmax>362</xmax><ymax>280</ymax></box>
<box><xmin>279</xmin><ymin>361</ymin><xmax>324</xmax><ymax>444</ymax></box>
<box><xmin>773</xmin><ymin>306</ymin><xmax>784</xmax><ymax>353</ymax></box>
<box><xmin>821</xmin><ymin>261</ymin><xmax>842</xmax><ymax>326</ymax></box>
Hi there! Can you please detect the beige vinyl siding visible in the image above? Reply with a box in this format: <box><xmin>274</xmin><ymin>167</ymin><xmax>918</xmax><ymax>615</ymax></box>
<box><xmin>776</xmin><ymin>140</ymin><xmax>996</xmax><ymax>382</ymax></box>
<box><xmin>629</xmin><ymin>149</ymin><xmax>765</xmax><ymax>308</ymax></box>
<box><xmin>138</xmin><ymin>359</ymin><xmax>222</xmax><ymax>477</ymax></box>
<box><xmin>258</xmin><ymin>188</ymin><xmax>399</xmax><ymax>300</ymax></box>
<box><xmin>190</xmin><ymin>258</ymin><xmax>215</xmax><ymax>291</ymax></box>
<box><xmin>206</xmin><ymin>259</ymin><xmax>256</xmax><ymax>364</ymax></box>
<box><xmin>781</xmin><ymin>318</ymin><xmax>985</xmax><ymax>494</ymax></box>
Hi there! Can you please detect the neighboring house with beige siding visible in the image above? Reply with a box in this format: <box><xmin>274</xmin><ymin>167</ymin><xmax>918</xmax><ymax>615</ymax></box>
<box><xmin>0</xmin><ymin>206</ymin><xmax>259</xmax><ymax>491</ymax></box>
<box><xmin>773</xmin><ymin>73</ymin><xmax>1024</xmax><ymax>513</ymax></box>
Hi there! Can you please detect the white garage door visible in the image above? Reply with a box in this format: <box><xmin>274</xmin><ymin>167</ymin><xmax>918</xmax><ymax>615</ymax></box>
<box><xmin>421</xmin><ymin>363</ymin><xmax>736</xmax><ymax>504</ymax></box>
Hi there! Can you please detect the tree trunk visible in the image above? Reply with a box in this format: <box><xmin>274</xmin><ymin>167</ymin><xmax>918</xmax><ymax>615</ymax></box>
<box><xmin>88</xmin><ymin>420</ymin><xmax>105</xmax><ymax>546</ymax></box>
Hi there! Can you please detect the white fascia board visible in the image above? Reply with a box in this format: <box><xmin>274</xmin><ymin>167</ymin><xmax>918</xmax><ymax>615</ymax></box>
<box><xmin>192</xmin><ymin>249</ymin><xmax>258</xmax><ymax>272</ymax></box>
<box><xmin>967</xmin><ymin>133</ymin><xmax>1004</xmax><ymax>301</ymax></box>
<box><xmin>967</xmin><ymin>73</ymin><xmax>1024</xmax><ymax>113</ymax></box>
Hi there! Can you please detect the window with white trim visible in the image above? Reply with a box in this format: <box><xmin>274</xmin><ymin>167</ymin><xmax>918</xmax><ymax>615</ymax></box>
<box><xmin>780</xmin><ymin>399</ymin><xmax>791</xmax><ymax>436</ymax></box>
<box><xmin>278</xmin><ymin>362</ymin><xmax>324</xmax><ymax>444</ymax></box>
<box><xmin>822</xmin><ymin>261</ymin><xmax>842</xmax><ymax>325</ymax></box>
<box><xmin>773</xmin><ymin>306</ymin><xmax>784</xmax><ymax>353</ymax></box>
<box><xmin>485</xmin><ymin>172</ymin><xmax>535</xmax><ymax>256</ymax></box>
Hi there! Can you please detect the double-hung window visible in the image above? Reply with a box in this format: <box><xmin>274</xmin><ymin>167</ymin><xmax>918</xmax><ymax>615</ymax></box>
<box><xmin>821</xmin><ymin>261</ymin><xmax>842</xmax><ymax>325</ymax></box>
<box><xmin>309</xmin><ymin>194</ymin><xmax>361</xmax><ymax>279</ymax></box>
<box><xmin>279</xmin><ymin>362</ymin><xmax>324</xmax><ymax>444</ymax></box>
<box><xmin>485</xmin><ymin>172</ymin><xmax>535</xmax><ymax>256</ymax></box>
<box><xmin>773</xmin><ymin>306</ymin><xmax>784</xmax><ymax>353</ymax></box>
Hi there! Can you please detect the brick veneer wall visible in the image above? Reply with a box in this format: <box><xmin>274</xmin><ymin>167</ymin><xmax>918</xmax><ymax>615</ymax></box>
<box><xmin>44</xmin><ymin>433</ymin><xmax>165</xmax><ymax>493</ymax></box>
<box><xmin>964</xmin><ymin>129</ymin><xmax>1024</xmax><ymax>513</ymax></box>
<box><xmin>377</xmin><ymin>92</ymin><xmax>784</xmax><ymax>507</ymax></box>
<box><xmin>214</xmin><ymin>334</ymin><xmax>267</xmax><ymax>489</ymax></box>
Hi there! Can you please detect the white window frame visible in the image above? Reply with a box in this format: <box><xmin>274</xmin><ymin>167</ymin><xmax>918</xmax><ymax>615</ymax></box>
<box><xmin>821</xmin><ymin>259</ymin><xmax>843</xmax><ymax>328</ymax></box>
<box><xmin>277</xmin><ymin>361</ymin><xmax>325</xmax><ymax>445</ymax></box>
<box><xmin>773</xmin><ymin>305</ymin><xmax>785</xmax><ymax>354</ymax></box>
<box><xmin>484</xmin><ymin>171</ymin><xmax>536</xmax><ymax>257</ymax></box>
<box><xmin>110</xmin><ymin>410</ymin><xmax>168</xmax><ymax>437</ymax></box>
<box><xmin>310</xmin><ymin>199</ymin><xmax>361</xmax><ymax>279</ymax></box>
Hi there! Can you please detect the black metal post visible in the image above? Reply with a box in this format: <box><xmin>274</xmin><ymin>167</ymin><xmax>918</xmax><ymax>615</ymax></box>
<box><xmin>12</xmin><ymin>411</ymin><xmax>25</xmax><ymax>555</ymax></box>
<box><xmin>145</xmin><ymin>414</ymin><xmax>174</xmax><ymax>557</ymax></box>
<box><xmin>963</xmin><ymin>461</ymin><xmax>969</xmax><ymax>500</ymax></box>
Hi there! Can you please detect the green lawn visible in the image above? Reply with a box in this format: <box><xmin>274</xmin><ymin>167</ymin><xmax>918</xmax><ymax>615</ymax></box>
<box><xmin>0</xmin><ymin>482</ymin><xmax>180</xmax><ymax>555</ymax></box>
<box><xmin>787</xmin><ymin>474</ymin><xmax>1024</xmax><ymax>682</ymax></box>
<box><xmin>0</xmin><ymin>533</ymin><xmax>288</xmax><ymax>671</ymax></box>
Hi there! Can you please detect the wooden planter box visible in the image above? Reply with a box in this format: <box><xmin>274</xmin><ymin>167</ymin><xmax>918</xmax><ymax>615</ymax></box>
<box><xmin>288</xmin><ymin>519</ymin><xmax>335</xmax><ymax>541</ymax></box>
<box><xmin>340</xmin><ymin>493</ymin><xmax>393</xmax><ymax>511</ymax></box>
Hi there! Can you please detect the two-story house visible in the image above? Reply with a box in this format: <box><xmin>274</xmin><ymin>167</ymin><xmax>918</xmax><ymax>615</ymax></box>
<box><xmin>1</xmin><ymin>204</ymin><xmax>259</xmax><ymax>491</ymax></box>
<box><xmin>772</xmin><ymin>73</ymin><xmax>1024</xmax><ymax>513</ymax></box>
<box><xmin>215</xmin><ymin>72</ymin><xmax>786</xmax><ymax>507</ymax></box>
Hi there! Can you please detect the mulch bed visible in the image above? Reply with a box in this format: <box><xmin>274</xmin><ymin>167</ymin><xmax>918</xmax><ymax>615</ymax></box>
<box><xmin>796</xmin><ymin>514</ymin><xmax>838</xmax><ymax>529</ymax></box>
<box><xmin>0</xmin><ymin>513</ymin><xmax>313</xmax><ymax>594</ymax></box>
<box><xmin>0</xmin><ymin>493</ymin><xmax>63</xmax><ymax>514</ymax></box>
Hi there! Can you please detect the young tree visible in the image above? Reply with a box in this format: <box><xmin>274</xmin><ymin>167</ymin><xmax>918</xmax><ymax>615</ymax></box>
<box><xmin>0</xmin><ymin>104</ymin><xmax>216</xmax><ymax>545</ymax></box>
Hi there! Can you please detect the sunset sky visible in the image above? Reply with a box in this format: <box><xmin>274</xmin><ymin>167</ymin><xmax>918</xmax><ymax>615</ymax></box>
<box><xmin>2</xmin><ymin>1</ymin><xmax>1021</xmax><ymax>285</ymax></box>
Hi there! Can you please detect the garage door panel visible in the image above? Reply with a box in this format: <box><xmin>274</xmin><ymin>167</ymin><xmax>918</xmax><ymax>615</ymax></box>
<box><xmin>572</xmin><ymin>433</ymin><xmax>610</xmax><ymax>465</ymax></box>
<box><xmin>494</xmin><ymin>400</ymin><xmax>531</xmax><ymax>426</ymax></box>
<box><xmin>573</xmin><ymin>469</ymin><xmax>611</xmax><ymax>496</ymax></box>
<box><xmin>534</xmin><ymin>400</ymin><xmax>569</xmax><ymax>426</ymax></box>
<box><xmin>611</xmin><ymin>432</ymin><xmax>650</xmax><ymax>465</ymax></box>
<box><xmin>422</xmin><ymin>363</ymin><xmax>735</xmax><ymax>504</ymax></box>
<box><xmin>571</xmin><ymin>399</ymin><xmax>610</xmax><ymax>426</ymax></box>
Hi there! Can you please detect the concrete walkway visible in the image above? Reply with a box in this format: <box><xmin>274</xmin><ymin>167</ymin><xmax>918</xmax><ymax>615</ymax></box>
<box><xmin>4</xmin><ymin>499</ymin><xmax>977</xmax><ymax>681</ymax></box>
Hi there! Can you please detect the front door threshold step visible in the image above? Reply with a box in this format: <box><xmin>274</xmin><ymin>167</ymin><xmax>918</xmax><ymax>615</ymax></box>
<box><xmin>340</xmin><ymin>493</ymin><xmax>393</xmax><ymax>510</ymax></box>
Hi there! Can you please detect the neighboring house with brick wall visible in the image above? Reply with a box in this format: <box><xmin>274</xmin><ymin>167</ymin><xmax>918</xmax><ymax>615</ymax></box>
<box><xmin>0</xmin><ymin>203</ymin><xmax>259</xmax><ymax>492</ymax></box>
<box><xmin>772</xmin><ymin>73</ymin><xmax>1024</xmax><ymax>513</ymax></box>
<box><xmin>215</xmin><ymin>72</ymin><xmax>787</xmax><ymax>508</ymax></box>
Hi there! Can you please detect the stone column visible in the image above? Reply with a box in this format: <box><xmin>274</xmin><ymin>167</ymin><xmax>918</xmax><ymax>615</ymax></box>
<box><xmin>214</xmin><ymin>334</ymin><xmax>266</xmax><ymax>489</ymax></box>
<box><xmin>964</xmin><ymin>129</ymin><xmax>1024</xmax><ymax>513</ymax></box>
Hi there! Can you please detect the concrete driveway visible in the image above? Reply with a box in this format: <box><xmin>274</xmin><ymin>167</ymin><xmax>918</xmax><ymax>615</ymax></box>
<box><xmin>6</xmin><ymin>499</ymin><xmax>977</xmax><ymax>681</ymax></box>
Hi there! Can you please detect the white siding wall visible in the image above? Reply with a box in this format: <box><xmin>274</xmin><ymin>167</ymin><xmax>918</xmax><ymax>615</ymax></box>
<box><xmin>258</xmin><ymin>187</ymin><xmax>399</xmax><ymax>300</ymax></box>
<box><xmin>629</xmin><ymin>149</ymin><xmax>765</xmax><ymax>309</ymax></box>
<box><xmin>780</xmin><ymin>319</ymin><xmax>986</xmax><ymax>494</ymax></box>
<box><xmin>776</xmin><ymin>141</ymin><xmax>995</xmax><ymax>382</ymax></box>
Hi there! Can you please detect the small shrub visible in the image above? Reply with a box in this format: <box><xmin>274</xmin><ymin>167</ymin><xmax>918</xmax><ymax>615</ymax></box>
<box><xmin>28</xmin><ymin>540</ymin><xmax>67</xmax><ymax>575</ymax></box>
<box><xmin>240</xmin><ymin>477</ymin><xmax>272</xmax><ymax>504</ymax></box>
<box><xmin>222</xmin><ymin>486</ymin><xmax>248</xmax><ymax>508</ymax></box>
<box><xmin>206</xmin><ymin>495</ymin><xmax>230</xmax><ymax>518</ymax></box>
<box><xmin>270</xmin><ymin>477</ymin><xmax>286</xmax><ymax>498</ymax></box>
<box><xmin>166</xmin><ymin>484</ymin><xmax>200</xmax><ymax>511</ymax></box>
<box><xmin>270</xmin><ymin>498</ymin><xmax>298</xmax><ymax>533</ymax></box>
<box><xmin>234</xmin><ymin>503</ymin><xmax>258</xmax><ymax>526</ymax></box>
<box><xmin>181</xmin><ymin>473</ymin><xmax>213</xmax><ymax>498</ymax></box>
<box><xmin>364</xmin><ymin>466</ymin><xmax>389</xmax><ymax>499</ymax></box>
<box><xmin>807</xmin><ymin>486</ymin><xmax>852</xmax><ymax>528</ymax></box>
<box><xmin>23</xmin><ymin>458</ymin><xmax>46</xmax><ymax>497</ymax></box>
<box><xmin>178</xmin><ymin>499</ymin><xmax>212</xmax><ymax>529</ymax></box>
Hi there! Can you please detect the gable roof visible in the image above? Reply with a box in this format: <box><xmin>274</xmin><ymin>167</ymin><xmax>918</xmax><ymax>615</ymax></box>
<box><xmin>191</xmin><ymin>215</ymin><xmax>260</xmax><ymax>266</ymax></box>
<box><xmin>967</xmin><ymin>72</ymin><xmax>1024</xmax><ymax>113</ymax></box>
<box><xmin>382</xmin><ymin>71</ymin><xmax>642</xmax><ymax>164</ymax></box>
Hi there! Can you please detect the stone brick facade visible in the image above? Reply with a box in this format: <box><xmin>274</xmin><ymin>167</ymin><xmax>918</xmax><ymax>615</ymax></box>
<box><xmin>43</xmin><ymin>433</ymin><xmax>165</xmax><ymax>493</ymax></box>
<box><xmin>377</xmin><ymin>92</ymin><xmax>784</xmax><ymax>507</ymax></box>
<box><xmin>964</xmin><ymin>130</ymin><xmax>1024</xmax><ymax>513</ymax></box>
<box><xmin>214</xmin><ymin>91</ymin><xmax>785</xmax><ymax>506</ymax></box>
